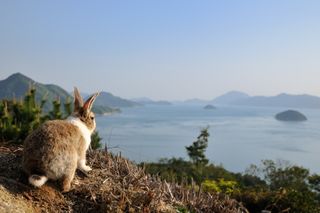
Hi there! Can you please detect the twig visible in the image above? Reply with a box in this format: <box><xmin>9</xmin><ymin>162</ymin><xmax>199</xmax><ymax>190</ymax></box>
<box><xmin>164</xmin><ymin>181</ymin><xmax>174</xmax><ymax>201</ymax></box>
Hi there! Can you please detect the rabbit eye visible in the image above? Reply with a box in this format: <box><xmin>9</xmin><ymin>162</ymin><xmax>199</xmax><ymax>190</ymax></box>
<box><xmin>90</xmin><ymin>116</ymin><xmax>95</xmax><ymax>120</ymax></box>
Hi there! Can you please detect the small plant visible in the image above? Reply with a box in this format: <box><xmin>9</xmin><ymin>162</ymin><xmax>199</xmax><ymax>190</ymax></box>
<box><xmin>0</xmin><ymin>87</ymin><xmax>44</xmax><ymax>142</ymax></box>
<box><xmin>202</xmin><ymin>179</ymin><xmax>238</xmax><ymax>195</ymax></box>
<box><xmin>0</xmin><ymin>87</ymin><xmax>103</xmax><ymax>150</ymax></box>
<box><xmin>90</xmin><ymin>131</ymin><xmax>102</xmax><ymax>150</ymax></box>
<box><xmin>185</xmin><ymin>127</ymin><xmax>209</xmax><ymax>166</ymax></box>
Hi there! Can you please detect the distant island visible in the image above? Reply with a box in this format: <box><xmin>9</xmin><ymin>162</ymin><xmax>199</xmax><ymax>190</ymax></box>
<box><xmin>204</xmin><ymin>104</ymin><xmax>216</xmax><ymax>110</ymax></box>
<box><xmin>132</xmin><ymin>97</ymin><xmax>172</xmax><ymax>106</ymax></box>
<box><xmin>275</xmin><ymin>110</ymin><xmax>307</xmax><ymax>122</ymax></box>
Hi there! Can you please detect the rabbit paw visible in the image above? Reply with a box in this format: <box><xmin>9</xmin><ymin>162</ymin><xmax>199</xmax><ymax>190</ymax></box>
<box><xmin>78</xmin><ymin>160</ymin><xmax>92</xmax><ymax>172</ymax></box>
<box><xmin>81</xmin><ymin>165</ymin><xmax>92</xmax><ymax>172</ymax></box>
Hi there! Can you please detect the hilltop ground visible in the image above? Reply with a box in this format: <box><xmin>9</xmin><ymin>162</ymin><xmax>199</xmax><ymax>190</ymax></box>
<box><xmin>0</xmin><ymin>143</ymin><xmax>246</xmax><ymax>213</ymax></box>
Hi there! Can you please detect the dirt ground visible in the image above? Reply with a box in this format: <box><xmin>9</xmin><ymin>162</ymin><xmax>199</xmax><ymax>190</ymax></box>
<box><xmin>0</xmin><ymin>143</ymin><xmax>247</xmax><ymax>213</ymax></box>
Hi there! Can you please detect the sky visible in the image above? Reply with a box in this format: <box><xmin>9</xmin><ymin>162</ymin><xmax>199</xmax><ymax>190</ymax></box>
<box><xmin>1</xmin><ymin>1</ymin><xmax>320</xmax><ymax>101</ymax></box>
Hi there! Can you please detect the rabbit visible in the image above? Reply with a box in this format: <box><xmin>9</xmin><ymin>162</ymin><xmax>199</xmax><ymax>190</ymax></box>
<box><xmin>22</xmin><ymin>87</ymin><xmax>100</xmax><ymax>192</ymax></box>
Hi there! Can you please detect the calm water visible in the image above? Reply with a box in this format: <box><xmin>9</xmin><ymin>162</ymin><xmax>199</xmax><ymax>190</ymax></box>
<box><xmin>96</xmin><ymin>104</ymin><xmax>320</xmax><ymax>173</ymax></box>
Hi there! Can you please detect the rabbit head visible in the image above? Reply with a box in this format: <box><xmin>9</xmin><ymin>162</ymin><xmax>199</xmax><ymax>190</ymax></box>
<box><xmin>72</xmin><ymin>87</ymin><xmax>100</xmax><ymax>133</ymax></box>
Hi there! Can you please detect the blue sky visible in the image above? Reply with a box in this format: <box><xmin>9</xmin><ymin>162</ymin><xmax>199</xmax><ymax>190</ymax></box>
<box><xmin>1</xmin><ymin>1</ymin><xmax>320</xmax><ymax>100</ymax></box>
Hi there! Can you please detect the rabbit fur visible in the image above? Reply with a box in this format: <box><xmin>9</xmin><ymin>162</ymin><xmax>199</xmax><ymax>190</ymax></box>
<box><xmin>22</xmin><ymin>88</ymin><xmax>99</xmax><ymax>192</ymax></box>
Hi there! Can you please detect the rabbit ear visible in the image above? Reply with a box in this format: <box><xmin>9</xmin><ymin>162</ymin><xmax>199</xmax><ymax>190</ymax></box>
<box><xmin>74</xmin><ymin>87</ymin><xmax>84</xmax><ymax>112</ymax></box>
<box><xmin>83</xmin><ymin>92</ymin><xmax>100</xmax><ymax>112</ymax></box>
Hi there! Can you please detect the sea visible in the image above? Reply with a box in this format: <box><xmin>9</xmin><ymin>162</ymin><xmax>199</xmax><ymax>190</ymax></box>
<box><xmin>96</xmin><ymin>104</ymin><xmax>320</xmax><ymax>174</ymax></box>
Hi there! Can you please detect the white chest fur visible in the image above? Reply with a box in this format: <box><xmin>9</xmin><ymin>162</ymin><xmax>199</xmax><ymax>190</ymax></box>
<box><xmin>67</xmin><ymin>117</ymin><xmax>92</xmax><ymax>150</ymax></box>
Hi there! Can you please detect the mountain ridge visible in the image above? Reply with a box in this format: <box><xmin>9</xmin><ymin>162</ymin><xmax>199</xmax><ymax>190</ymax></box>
<box><xmin>234</xmin><ymin>93</ymin><xmax>320</xmax><ymax>108</ymax></box>
<box><xmin>3</xmin><ymin>73</ymin><xmax>320</xmax><ymax>109</ymax></box>
<box><xmin>93</xmin><ymin>92</ymin><xmax>140</xmax><ymax>108</ymax></box>
<box><xmin>212</xmin><ymin>91</ymin><xmax>250</xmax><ymax>105</ymax></box>
<box><xmin>0</xmin><ymin>73</ymin><xmax>136</xmax><ymax>113</ymax></box>
<box><xmin>0</xmin><ymin>73</ymin><xmax>72</xmax><ymax>111</ymax></box>
<box><xmin>183</xmin><ymin>91</ymin><xmax>320</xmax><ymax>109</ymax></box>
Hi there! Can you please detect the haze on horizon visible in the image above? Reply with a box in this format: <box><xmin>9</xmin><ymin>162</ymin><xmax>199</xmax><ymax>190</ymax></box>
<box><xmin>1</xmin><ymin>1</ymin><xmax>320</xmax><ymax>101</ymax></box>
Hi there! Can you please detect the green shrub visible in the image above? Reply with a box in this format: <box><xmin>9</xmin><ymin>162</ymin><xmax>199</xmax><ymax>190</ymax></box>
<box><xmin>202</xmin><ymin>179</ymin><xmax>238</xmax><ymax>195</ymax></box>
<box><xmin>90</xmin><ymin>131</ymin><xmax>102</xmax><ymax>150</ymax></box>
<box><xmin>0</xmin><ymin>88</ymin><xmax>43</xmax><ymax>142</ymax></box>
<box><xmin>0</xmin><ymin>87</ymin><xmax>103</xmax><ymax>150</ymax></box>
<box><xmin>142</xmin><ymin>128</ymin><xmax>320</xmax><ymax>213</ymax></box>
<box><xmin>186</xmin><ymin>127</ymin><xmax>209</xmax><ymax>166</ymax></box>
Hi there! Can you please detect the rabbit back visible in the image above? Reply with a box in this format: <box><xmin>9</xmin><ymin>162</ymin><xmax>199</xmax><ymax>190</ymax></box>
<box><xmin>23</xmin><ymin>120</ymin><xmax>83</xmax><ymax>180</ymax></box>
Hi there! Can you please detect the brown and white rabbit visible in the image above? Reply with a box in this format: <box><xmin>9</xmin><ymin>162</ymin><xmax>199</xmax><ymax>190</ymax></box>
<box><xmin>22</xmin><ymin>87</ymin><xmax>99</xmax><ymax>192</ymax></box>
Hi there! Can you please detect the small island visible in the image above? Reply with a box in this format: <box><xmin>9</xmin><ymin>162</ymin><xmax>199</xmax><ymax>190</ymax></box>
<box><xmin>204</xmin><ymin>104</ymin><xmax>216</xmax><ymax>110</ymax></box>
<box><xmin>275</xmin><ymin>110</ymin><xmax>307</xmax><ymax>122</ymax></box>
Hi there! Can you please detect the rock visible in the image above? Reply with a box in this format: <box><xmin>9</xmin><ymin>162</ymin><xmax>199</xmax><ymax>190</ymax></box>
<box><xmin>275</xmin><ymin>110</ymin><xmax>307</xmax><ymax>122</ymax></box>
<box><xmin>204</xmin><ymin>105</ymin><xmax>216</xmax><ymax>110</ymax></box>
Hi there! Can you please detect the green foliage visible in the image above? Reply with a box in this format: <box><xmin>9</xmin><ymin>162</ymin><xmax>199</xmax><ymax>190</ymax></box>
<box><xmin>202</xmin><ymin>179</ymin><xmax>238</xmax><ymax>195</ymax></box>
<box><xmin>234</xmin><ymin>174</ymin><xmax>267</xmax><ymax>189</ymax></box>
<box><xmin>142</xmin><ymin>126</ymin><xmax>320</xmax><ymax>213</ymax></box>
<box><xmin>175</xmin><ymin>205</ymin><xmax>193</xmax><ymax>213</ymax></box>
<box><xmin>91</xmin><ymin>131</ymin><xmax>102</xmax><ymax>150</ymax></box>
<box><xmin>232</xmin><ymin>189</ymin><xmax>272</xmax><ymax>212</ymax></box>
<box><xmin>308</xmin><ymin>174</ymin><xmax>320</xmax><ymax>193</ymax></box>
<box><xmin>267</xmin><ymin>164</ymin><xmax>309</xmax><ymax>191</ymax></box>
<box><xmin>144</xmin><ymin>129</ymin><xmax>237</xmax><ymax>186</ymax></box>
<box><xmin>64</xmin><ymin>97</ymin><xmax>72</xmax><ymax>116</ymax></box>
<box><xmin>0</xmin><ymin>87</ymin><xmax>103</xmax><ymax>150</ymax></box>
<box><xmin>49</xmin><ymin>98</ymin><xmax>63</xmax><ymax>119</ymax></box>
<box><xmin>0</xmin><ymin>88</ymin><xmax>43</xmax><ymax>142</ymax></box>
<box><xmin>268</xmin><ymin>188</ymin><xmax>320</xmax><ymax>213</ymax></box>
<box><xmin>185</xmin><ymin>127</ymin><xmax>209</xmax><ymax>166</ymax></box>
<box><xmin>241</xmin><ymin>160</ymin><xmax>320</xmax><ymax>213</ymax></box>
<box><xmin>144</xmin><ymin>128</ymin><xmax>215</xmax><ymax>184</ymax></box>
<box><xmin>143</xmin><ymin>158</ymin><xmax>193</xmax><ymax>183</ymax></box>
<box><xmin>0</xmin><ymin>73</ymin><xmax>73</xmax><ymax>112</ymax></box>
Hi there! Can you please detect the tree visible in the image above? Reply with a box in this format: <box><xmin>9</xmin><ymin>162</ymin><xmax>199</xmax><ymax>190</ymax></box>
<box><xmin>0</xmin><ymin>87</ymin><xmax>44</xmax><ymax>142</ymax></box>
<box><xmin>90</xmin><ymin>131</ymin><xmax>102</xmax><ymax>150</ymax></box>
<box><xmin>0</xmin><ymin>87</ymin><xmax>102</xmax><ymax>150</ymax></box>
<box><xmin>64</xmin><ymin>97</ymin><xmax>72</xmax><ymax>117</ymax></box>
<box><xmin>243</xmin><ymin>160</ymin><xmax>320</xmax><ymax>213</ymax></box>
<box><xmin>185</xmin><ymin>127</ymin><xmax>209</xmax><ymax>166</ymax></box>
<box><xmin>48</xmin><ymin>98</ymin><xmax>63</xmax><ymax>120</ymax></box>
<box><xmin>309</xmin><ymin>174</ymin><xmax>320</xmax><ymax>193</ymax></box>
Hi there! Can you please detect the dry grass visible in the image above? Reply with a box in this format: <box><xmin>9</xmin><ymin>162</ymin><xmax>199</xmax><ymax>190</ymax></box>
<box><xmin>0</xmin><ymin>143</ymin><xmax>247</xmax><ymax>213</ymax></box>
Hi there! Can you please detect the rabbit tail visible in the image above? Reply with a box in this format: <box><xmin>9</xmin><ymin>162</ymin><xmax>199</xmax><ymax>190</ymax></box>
<box><xmin>28</xmin><ymin>175</ymin><xmax>48</xmax><ymax>187</ymax></box>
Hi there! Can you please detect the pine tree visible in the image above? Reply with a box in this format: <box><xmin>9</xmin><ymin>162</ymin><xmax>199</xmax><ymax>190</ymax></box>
<box><xmin>48</xmin><ymin>98</ymin><xmax>62</xmax><ymax>119</ymax></box>
<box><xmin>64</xmin><ymin>97</ymin><xmax>72</xmax><ymax>118</ymax></box>
<box><xmin>0</xmin><ymin>87</ymin><xmax>103</xmax><ymax>149</ymax></box>
<box><xmin>185</xmin><ymin>127</ymin><xmax>210</xmax><ymax>166</ymax></box>
<box><xmin>90</xmin><ymin>131</ymin><xmax>102</xmax><ymax>150</ymax></box>
<box><xmin>0</xmin><ymin>87</ymin><xmax>44</xmax><ymax>142</ymax></box>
